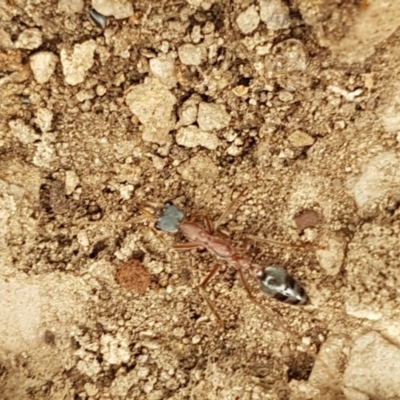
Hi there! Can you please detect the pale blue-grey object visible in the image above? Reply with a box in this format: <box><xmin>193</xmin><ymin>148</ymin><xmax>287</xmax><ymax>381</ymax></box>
<box><xmin>259</xmin><ymin>266</ymin><xmax>307</xmax><ymax>305</ymax></box>
<box><xmin>155</xmin><ymin>202</ymin><xmax>184</xmax><ymax>233</ymax></box>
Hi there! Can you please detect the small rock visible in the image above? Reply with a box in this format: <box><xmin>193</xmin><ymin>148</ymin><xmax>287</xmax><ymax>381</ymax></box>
<box><xmin>288</xmin><ymin>130</ymin><xmax>315</xmax><ymax>147</ymax></box>
<box><xmin>278</xmin><ymin>91</ymin><xmax>294</xmax><ymax>102</ymax></box>
<box><xmin>342</xmin><ymin>332</ymin><xmax>400</xmax><ymax>400</ymax></box>
<box><xmin>197</xmin><ymin>102</ymin><xmax>230</xmax><ymax>131</ymax></box>
<box><xmin>65</xmin><ymin>170</ymin><xmax>80</xmax><ymax>195</ymax></box>
<box><xmin>177</xmin><ymin>155</ymin><xmax>218</xmax><ymax>182</ymax></box>
<box><xmin>178</xmin><ymin>43</ymin><xmax>205</xmax><ymax>66</ymax></box>
<box><xmin>84</xmin><ymin>382</ymin><xmax>98</xmax><ymax>397</ymax></box>
<box><xmin>125</xmin><ymin>77</ymin><xmax>176</xmax><ymax>145</ymax></box>
<box><xmin>236</xmin><ymin>5</ymin><xmax>260</xmax><ymax>34</ymax></box>
<box><xmin>294</xmin><ymin>209</ymin><xmax>320</xmax><ymax>230</ymax></box>
<box><xmin>316</xmin><ymin>234</ymin><xmax>346</xmax><ymax>276</ymax></box>
<box><xmin>259</xmin><ymin>0</ymin><xmax>290</xmax><ymax>30</ymax></box>
<box><xmin>352</xmin><ymin>151</ymin><xmax>400</xmax><ymax>217</ymax></box>
<box><xmin>115</xmin><ymin>260</ymin><xmax>150</xmax><ymax>294</ymax></box>
<box><xmin>149</xmin><ymin>56</ymin><xmax>177</xmax><ymax>88</ymax></box>
<box><xmin>58</xmin><ymin>0</ymin><xmax>84</xmax><ymax>13</ymax></box>
<box><xmin>267</xmin><ymin>39</ymin><xmax>308</xmax><ymax>76</ymax></box>
<box><xmin>34</xmin><ymin>108</ymin><xmax>53</xmax><ymax>133</ymax></box>
<box><xmin>15</xmin><ymin>28</ymin><xmax>43</xmax><ymax>50</ymax></box>
<box><xmin>91</xmin><ymin>0</ymin><xmax>133</xmax><ymax>19</ymax></box>
<box><xmin>0</xmin><ymin>29</ymin><xmax>14</xmax><ymax>49</ymax></box>
<box><xmin>176</xmin><ymin>125</ymin><xmax>220</xmax><ymax>150</ymax></box>
<box><xmin>226</xmin><ymin>144</ymin><xmax>242</xmax><ymax>156</ymax></box>
<box><xmin>9</xmin><ymin>119</ymin><xmax>40</xmax><ymax>144</ymax></box>
<box><xmin>309</xmin><ymin>335</ymin><xmax>350</xmax><ymax>390</ymax></box>
<box><xmin>60</xmin><ymin>40</ymin><xmax>97</xmax><ymax>86</ymax></box>
<box><xmin>177</xmin><ymin>97</ymin><xmax>199</xmax><ymax>127</ymax></box>
<box><xmin>29</xmin><ymin>51</ymin><xmax>58</xmax><ymax>84</ymax></box>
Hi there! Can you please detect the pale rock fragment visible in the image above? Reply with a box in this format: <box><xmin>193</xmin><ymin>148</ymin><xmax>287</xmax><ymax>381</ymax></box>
<box><xmin>342</xmin><ymin>332</ymin><xmax>400</xmax><ymax>400</ymax></box>
<box><xmin>58</xmin><ymin>0</ymin><xmax>84</xmax><ymax>13</ymax></box>
<box><xmin>0</xmin><ymin>29</ymin><xmax>14</xmax><ymax>49</ymax></box>
<box><xmin>197</xmin><ymin>102</ymin><xmax>230</xmax><ymax>131</ymax></box>
<box><xmin>65</xmin><ymin>170</ymin><xmax>80</xmax><ymax>195</ymax></box>
<box><xmin>9</xmin><ymin>119</ymin><xmax>40</xmax><ymax>144</ymax></box>
<box><xmin>92</xmin><ymin>0</ymin><xmax>133</xmax><ymax>19</ymax></box>
<box><xmin>60</xmin><ymin>40</ymin><xmax>97</xmax><ymax>85</ymax></box>
<box><xmin>34</xmin><ymin>108</ymin><xmax>53</xmax><ymax>133</ymax></box>
<box><xmin>176</xmin><ymin>125</ymin><xmax>220</xmax><ymax>150</ymax></box>
<box><xmin>236</xmin><ymin>5</ymin><xmax>260</xmax><ymax>34</ymax></box>
<box><xmin>177</xmin><ymin>96</ymin><xmax>199</xmax><ymax>127</ymax></box>
<box><xmin>15</xmin><ymin>28</ymin><xmax>43</xmax><ymax>50</ymax></box>
<box><xmin>178</xmin><ymin>43</ymin><xmax>205</xmax><ymax>66</ymax></box>
<box><xmin>177</xmin><ymin>155</ymin><xmax>218</xmax><ymax>182</ymax></box>
<box><xmin>288</xmin><ymin>130</ymin><xmax>315</xmax><ymax>147</ymax></box>
<box><xmin>352</xmin><ymin>151</ymin><xmax>400</xmax><ymax>216</ymax></box>
<box><xmin>125</xmin><ymin>77</ymin><xmax>177</xmax><ymax>145</ymax></box>
<box><xmin>316</xmin><ymin>234</ymin><xmax>346</xmax><ymax>276</ymax></box>
<box><xmin>149</xmin><ymin>56</ymin><xmax>177</xmax><ymax>88</ymax></box>
<box><xmin>29</xmin><ymin>51</ymin><xmax>58</xmax><ymax>84</ymax></box>
<box><xmin>259</xmin><ymin>0</ymin><xmax>290</xmax><ymax>30</ymax></box>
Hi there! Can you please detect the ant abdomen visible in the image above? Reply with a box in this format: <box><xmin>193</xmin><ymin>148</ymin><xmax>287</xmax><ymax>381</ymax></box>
<box><xmin>259</xmin><ymin>266</ymin><xmax>308</xmax><ymax>305</ymax></box>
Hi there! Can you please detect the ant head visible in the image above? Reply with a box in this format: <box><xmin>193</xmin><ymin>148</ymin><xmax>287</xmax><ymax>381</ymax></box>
<box><xmin>155</xmin><ymin>202</ymin><xmax>184</xmax><ymax>233</ymax></box>
<box><xmin>259</xmin><ymin>266</ymin><xmax>308</xmax><ymax>305</ymax></box>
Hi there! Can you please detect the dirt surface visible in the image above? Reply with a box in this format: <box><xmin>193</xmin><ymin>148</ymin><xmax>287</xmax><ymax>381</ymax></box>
<box><xmin>1</xmin><ymin>0</ymin><xmax>400</xmax><ymax>399</ymax></box>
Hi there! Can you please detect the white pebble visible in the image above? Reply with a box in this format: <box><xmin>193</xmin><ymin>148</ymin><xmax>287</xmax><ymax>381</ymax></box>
<box><xmin>236</xmin><ymin>5</ymin><xmax>260</xmax><ymax>34</ymax></box>
<box><xmin>259</xmin><ymin>0</ymin><xmax>290</xmax><ymax>30</ymax></box>
<box><xmin>197</xmin><ymin>102</ymin><xmax>231</xmax><ymax>131</ymax></box>
<box><xmin>29</xmin><ymin>52</ymin><xmax>58</xmax><ymax>84</ymax></box>
<box><xmin>60</xmin><ymin>40</ymin><xmax>97</xmax><ymax>85</ymax></box>
<box><xmin>176</xmin><ymin>125</ymin><xmax>220</xmax><ymax>150</ymax></box>
<box><xmin>91</xmin><ymin>0</ymin><xmax>133</xmax><ymax>19</ymax></box>
<box><xmin>178</xmin><ymin>43</ymin><xmax>205</xmax><ymax>66</ymax></box>
<box><xmin>15</xmin><ymin>28</ymin><xmax>42</xmax><ymax>50</ymax></box>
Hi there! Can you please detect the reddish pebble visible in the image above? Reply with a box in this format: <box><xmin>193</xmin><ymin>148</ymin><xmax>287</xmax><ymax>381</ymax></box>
<box><xmin>116</xmin><ymin>260</ymin><xmax>150</xmax><ymax>294</ymax></box>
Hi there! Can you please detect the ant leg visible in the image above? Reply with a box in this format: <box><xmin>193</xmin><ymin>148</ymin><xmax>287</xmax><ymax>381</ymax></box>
<box><xmin>188</xmin><ymin>213</ymin><xmax>214</xmax><ymax>234</ymax></box>
<box><xmin>247</xmin><ymin>234</ymin><xmax>325</xmax><ymax>250</ymax></box>
<box><xmin>237</xmin><ymin>268</ymin><xmax>265</xmax><ymax>308</ymax></box>
<box><xmin>172</xmin><ymin>243</ymin><xmax>201</xmax><ymax>251</ymax></box>
<box><xmin>198</xmin><ymin>263</ymin><xmax>224</xmax><ymax>328</ymax></box>
<box><xmin>214</xmin><ymin>187</ymin><xmax>247</xmax><ymax>231</ymax></box>
<box><xmin>138</xmin><ymin>207</ymin><xmax>157</xmax><ymax>221</ymax></box>
<box><xmin>235</xmin><ymin>238</ymin><xmax>251</xmax><ymax>254</ymax></box>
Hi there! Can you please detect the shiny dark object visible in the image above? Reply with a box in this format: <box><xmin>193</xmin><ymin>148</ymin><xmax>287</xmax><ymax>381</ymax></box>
<box><xmin>89</xmin><ymin>9</ymin><xmax>107</xmax><ymax>29</ymax></box>
<box><xmin>259</xmin><ymin>266</ymin><xmax>307</xmax><ymax>305</ymax></box>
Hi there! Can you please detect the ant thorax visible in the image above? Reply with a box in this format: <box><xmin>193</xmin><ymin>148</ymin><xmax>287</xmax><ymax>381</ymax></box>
<box><xmin>155</xmin><ymin>202</ymin><xmax>184</xmax><ymax>233</ymax></box>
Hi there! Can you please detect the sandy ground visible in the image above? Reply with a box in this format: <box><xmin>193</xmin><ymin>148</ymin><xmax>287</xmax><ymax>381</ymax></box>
<box><xmin>1</xmin><ymin>0</ymin><xmax>400</xmax><ymax>399</ymax></box>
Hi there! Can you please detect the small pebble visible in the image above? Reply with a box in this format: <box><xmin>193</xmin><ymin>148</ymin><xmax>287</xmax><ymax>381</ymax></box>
<box><xmin>192</xmin><ymin>335</ymin><xmax>201</xmax><ymax>344</ymax></box>
<box><xmin>259</xmin><ymin>0</ymin><xmax>290</xmax><ymax>30</ymax></box>
<box><xmin>288</xmin><ymin>130</ymin><xmax>315</xmax><ymax>147</ymax></box>
<box><xmin>176</xmin><ymin>125</ymin><xmax>220</xmax><ymax>150</ymax></box>
<box><xmin>294</xmin><ymin>209</ymin><xmax>320</xmax><ymax>230</ymax></box>
<box><xmin>29</xmin><ymin>51</ymin><xmax>58</xmax><ymax>84</ymax></box>
<box><xmin>91</xmin><ymin>0</ymin><xmax>133</xmax><ymax>19</ymax></box>
<box><xmin>236</xmin><ymin>5</ymin><xmax>260</xmax><ymax>34</ymax></box>
<box><xmin>197</xmin><ymin>102</ymin><xmax>231</xmax><ymax>131</ymax></box>
<box><xmin>178</xmin><ymin>43</ymin><xmax>205</xmax><ymax>66</ymax></box>
<box><xmin>15</xmin><ymin>28</ymin><xmax>43</xmax><ymax>50</ymax></box>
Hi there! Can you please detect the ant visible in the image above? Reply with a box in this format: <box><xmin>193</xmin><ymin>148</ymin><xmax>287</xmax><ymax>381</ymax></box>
<box><xmin>142</xmin><ymin>189</ymin><xmax>307</xmax><ymax>326</ymax></box>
